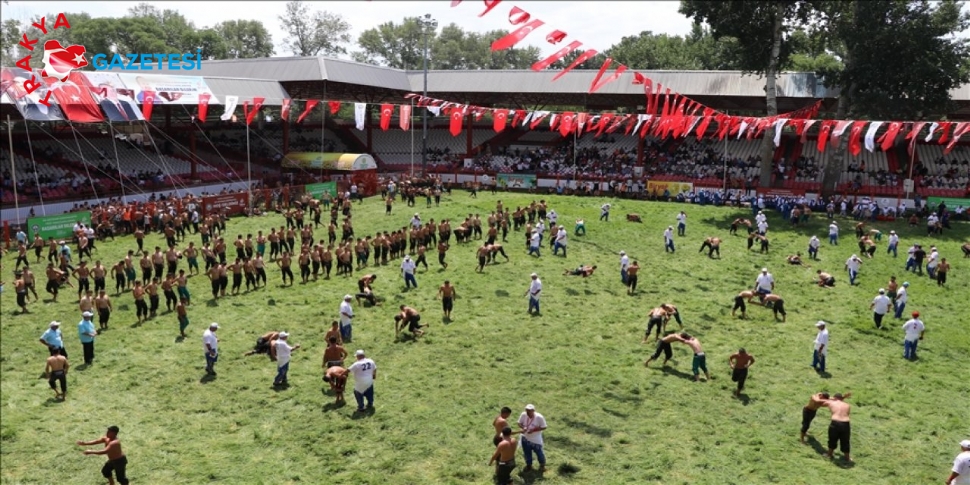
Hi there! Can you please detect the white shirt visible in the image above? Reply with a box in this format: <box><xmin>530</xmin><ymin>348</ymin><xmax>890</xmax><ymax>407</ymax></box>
<box><xmin>620</xmin><ymin>255</ymin><xmax>629</xmax><ymax>271</ymax></box>
<box><xmin>528</xmin><ymin>278</ymin><xmax>542</xmax><ymax>300</ymax></box>
<box><xmin>755</xmin><ymin>273</ymin><xmax>774</xmax><ymax>292</ymax></box>
<box><xmin>664</xmin><ymin>228</ymin><xmax>673</xmax><ymax>242</ymax></box>
<box><xmin>275</xmin><ymin>339</ymin><xmax>294</xmax><ymax>366</ymax></box>
<box><xmin>535</xmin><ymin>222</ymin><xmax>545</xmax><ymax>235</ymax></box>
<box><xmin>339</xmin><ymin>301</ymin><xmax>354</xmax><ymax>325</ymax></box>
<box><xmin>548</xmin><ymin>210</ymin><xmax>557</xmax><ymax>224</ymax></box>
<box><xmin>677</xmin><ymin>213</ymin><xmax>686</xmax><ymax>224</ymax></box>
<box><xmin>348</xmin><ymin>358</ymin><xmax>376</xmax><ymax>393</ymax></box>
<box><xmin>809</xmin><ymin>236</ymin><xmax>820</xmax><ymax>249</ymax></box>
<box><xmin>517</xmin><ymin>411</ymin><xmax>547</xmax><ymax>446</ymax></box>
<box><xmin>952</xmin><ymin>451</ymin><xmax>970</xmax><ymax>484</ymax></box>
<box><xmin>872</xmin><ymin>295</ymin><xmax>892</xmax><ymax>314</ymax></box>
<box><xmin>829</xmin><ymin>223</ymin><xmax>839</xmax><ymax>236</ymax></box>
<box><xmin>410</xmin><ymin>216</ymin><xmax>421</xmax><ymax>229</ymax></box>
<box><xmin>901</xmin><ymin>318</ymin><xmax>924</xmax><ymax>341</ymax></box>
<box><xmin>555</xmin><ymin>228</ymin><xmax>567</xmax><ymax>245</ymax></box>
<box><xmin>202</xmin><ymin>329</ymin><xmax>218</xmax><ymax>353</ymax></box>
<box><xmin>401</xmin><ymin>259</ymin><xmax>416</xmax><ymax>275</ymax></box>
<box><xmin>888</xmin><ymin>234</ymin><xmax>899</xmax><ymax>246</ymax></box>
<box><xmin>530</xmin><ymin>233</ymin><xmax>540</xmax><ymax>248</ymax></box>
<box><xmin>927</xmin><ymin>250</ymin><xmax>939</xmax><ymax>268</ymax></box>
<box><xmin>601</xmin><ymin>204</ymin><xmax>610</xmax><ymax>214</ymax></box>
<box><xmin>895</xmin><ymin>287</ymin><xmax>908</xmax><ymax>304</ymax></box>
<box><xmin>814</xmin><ymin>329</ymin><xmax>829</xmax><ymax>354</ymax></box>
<box><xmin>845</xmin><ymin>257</ymin><xmax>862</xmax><ymax>272</ymax></box>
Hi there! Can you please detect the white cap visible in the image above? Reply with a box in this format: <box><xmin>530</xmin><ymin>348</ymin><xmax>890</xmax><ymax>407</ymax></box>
<box><xmin>209</xmin><ymin>322</ymin><xmax>219</xmax><ymax>329</ymax></box>
<box><xmin>81</xmin><ymin>311</ymin><xmax>94</xmax><ymax>318</ymax></box>
<box><xmin>344</xmin><ymin>294</ymin><xmax>353</xmax><ymax>300</ymax></box>
<box><xmin>761</xmin><ymin>268</ymin><xmax>768</xmax><ymax>272</ymax></box>
<box><xmin>355</xmin><ymin>349</ymin><xmax>365</xmax><ymax>357</ymax></box>
<box><xmin>49</xmin><ymin>321</ymin><xmax>60</xmax><ymax>327</ymax></box>
<box><xmin>414</xmin><ymin>213</ymin><xmax>419</xmax><ymax>217</ymax></box>
<box><xmin>878</xmin><ymin>288</ymin><xmax>885</xmax><ymax>294</ymax></box>
<box><xmin>525</xmin><ymin>404</ymin><xmax>535</xmax><ymax>411</ymax></box>
<box><xmin>530</xmin><ymin>273</ymin><xmax>538</xmax><ymax>277</ymax></box>
<box><xmin>279</xmin><ymin>331</ymin><xmax>289</xmax><ymax>338</ymax></box>
<box><xmin>961</xmin><ymin>440</ymin><xmax>970</xmax><ymax>449</ymax></box>
<box><xmin>619</xmin><ymin>251</ymin><xmax>625</xmax><ymax>255</ymax></box>
<box><xmin>815</xmin><ymin>321</ymin><xmax>826</xmax><ymax>327</ymax></box>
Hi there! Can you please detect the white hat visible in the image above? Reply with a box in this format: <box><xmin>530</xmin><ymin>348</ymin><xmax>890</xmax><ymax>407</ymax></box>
<box><xmin>878</xmin><ymin>288</ymin><xmax>885</xmax><ymax>294</ymax></box>
<box><xmin>279</xmin><ymin>331</ymin><xmax>289</xmax><ymax>338</ymax></box>
<box><xmin>81</xmin><ymin>311</ymin><xmax>94</xmax><ymax>318</ymax></box>
<box><xmin>355</xmin><ymin>349</ymin><xmax>365</xmax><ymax>357</ymax></box>
<box><xmin>761</xmin><ymin>268</ymin><xmax>768</xmax><ymax>272</ymax></box>
<box><xmin>815</xmin><ymin>321</ymin><xmax>826</xmax><ymax>327</ymax></box>
<box><xmin>961</xmin><ymin>440</ymin><xmax>970</xmax><ymax>449</ymax></box>
<box><xmin>209</xmin><ymin>322</ymin><xmax>219</xmax><ymax>329</ymax></box>
<box><xmin>530</xmin><ymin>273</ymin><xmax>538</xmax><ymax>277</ymax></box>
<box><xmin>414</xmin><ymin>213</ymin><xmax>419</xmax><ymax>217</ymax></box>
<box><xmin>49</xmin><ymin>321</ymin><xmax>60</xmax><ymax>327</ymax></box>
<box><xmin>344</xmin><ymin>294</ymin><xmax>353</xmax><ymax>300</ymax></box>
<box><xmin>525</xmin><ymin>404</ymin><xmax>536</xmax><ymax>411</ymax></box>
<box><xmin>619</xmin><ymin>251</ymin><xmax>626</xmax><ymax>255</ymax></box>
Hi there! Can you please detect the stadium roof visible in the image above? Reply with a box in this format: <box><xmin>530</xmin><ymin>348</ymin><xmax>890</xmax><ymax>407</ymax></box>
<box><xmin>126</xmin><ymin>56</ymin><xmax>970</xmax><ymax>117</ymax></box>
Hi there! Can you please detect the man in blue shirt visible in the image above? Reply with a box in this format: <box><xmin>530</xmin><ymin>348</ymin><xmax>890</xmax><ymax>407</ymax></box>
<box><xmin>40</xmin><ymin>321</ymin><xmax>68</xmax><ymax>357</ymax></box>
<box><xmin>78</xmin><ymin>311</ymin><xmax>97</xmax><ymax>365</ymax></box>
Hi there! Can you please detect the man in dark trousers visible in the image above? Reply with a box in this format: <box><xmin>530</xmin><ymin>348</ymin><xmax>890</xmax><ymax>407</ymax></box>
<box><xmin>728</xmin><ymin>348</ymin><xmax>755</xmax><ymax>396</ymax></box>
<box><xmin>77</xmin><ymin>425</ymin><xmax>130</xmax><ymax>485</ymax></box>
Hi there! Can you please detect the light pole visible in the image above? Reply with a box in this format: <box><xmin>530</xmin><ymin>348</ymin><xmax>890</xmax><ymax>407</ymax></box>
<box><xmin>419</xmin><ymin>13</ymin><xmax>437</xmax><ymax>176</ymax></box>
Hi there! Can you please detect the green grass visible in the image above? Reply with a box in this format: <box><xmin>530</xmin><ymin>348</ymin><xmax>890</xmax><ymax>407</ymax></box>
<box><xmin>2</xmin><ymin>192</ymin><xmax>968</xmax><ymax>485</ymax></box>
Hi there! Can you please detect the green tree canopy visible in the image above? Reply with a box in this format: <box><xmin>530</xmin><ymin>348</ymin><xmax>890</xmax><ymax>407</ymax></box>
<box><xmin>278</xmin><ymin>0</ymin><xmax>351</xmax><ymax>57</ymax></box>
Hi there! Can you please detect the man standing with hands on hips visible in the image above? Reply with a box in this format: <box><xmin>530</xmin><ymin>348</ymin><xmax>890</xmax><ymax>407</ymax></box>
<box><xmin>203</xmin><ymin>322</ymin><xmax>219</xmax><ymax>375</ymax></box>
<box><xmin>517</xmin><ymin>404</ymin><xmax>547</xmax><ymax>472</ymax></box>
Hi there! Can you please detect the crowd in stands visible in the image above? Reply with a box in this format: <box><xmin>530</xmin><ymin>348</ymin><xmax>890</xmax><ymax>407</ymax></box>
<box><xmin>914</xmin><ymin>157</ymin><xmax>970</xmax><ymax>190</ymax></box>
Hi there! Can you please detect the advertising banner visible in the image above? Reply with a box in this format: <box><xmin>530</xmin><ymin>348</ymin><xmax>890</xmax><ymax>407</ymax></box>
<box><xmin>115</xmin><ymin>73</ymin><xmax>220</xmax><ymax>105</ymax></box>
<box><xmin>305</xmin><ymin>182</ymin><xmax>338</xmax><ymax>199</ymax></box>
<box><xmin>0</xmin><ymin>67</ymin><xmax>66</xmax><ymax>121</ymax></box>
<box><xmin>28</xmin><ymin>211</ymin><xmax>91</xmax><ymax>240</ymax></box>
<box><xmin>646</xmin><ymin>181</ymin><xmax>693</xmax><ymax>195</ymax></box>
<box><xmin>202</xmin><ymin>193</ymin><xmax>249</xmax><ymax>217</ymax></box>
<box><xmin>80</xmin><ymin>71</ymin><xmax>144</xmax><ymax>121</ymax></box>
<box><xmin>926</xmin><ymin>196</ymin><xmax>970</xmax><ymax>208</ymax></box>
<box><xmin>497</xmin><ymin>174</ymin><xmax>536</xmax><ymax>188</ymax></box>
<box><xmin>282</xmin><ymin>153</ymin><xmax>377</xmax><ymax>170</ymax></box>
<box><xmin>755</xmin><ymin>187</ymin><xmax>805</xmax><ymax>197</ymax></box>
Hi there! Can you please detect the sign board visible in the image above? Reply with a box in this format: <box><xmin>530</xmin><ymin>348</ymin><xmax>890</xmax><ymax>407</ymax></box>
<box><xmin>282</xmin><ymin>153</ymin><xmax>377</xmax><ymax>170</ymax></box>
<box><xmin>202</xmin><ymin>193</ymin><xmax>250</xmax><ymax>217</ymax></box>
<box><xmin>646</xmin><ymin>181</ymin><xmax>693</xmax><ymax>195</ymax></box>
<box><xmin>926</xmin><ymin>196</ymin><xmax>970</xmax><ymax>208</ymax></box>
<box><xmin>903</xmin><ymin>178</ymin><xmax>915</xmax><ymax>193</ymax></box>
<box><xmin>497</xmin><ymin>174</ymin><xmax>536</xmax><ymax>188</ymax></box>
<box><xmin>27</xmin><ymin>211</ymin><xmax>91</xmax><ymax>241</ymax></box>
<box><xmin>305</xmin><ymin>182</ymin><xmax>337</xmax><ymax>199</ymax></box>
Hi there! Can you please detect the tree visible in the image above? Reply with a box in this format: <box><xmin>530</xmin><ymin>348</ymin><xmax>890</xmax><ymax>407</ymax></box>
<box><xmin>680</xmin><ymin>1</ymin><xmax>811</xmax><ymax>188</ymax></box>
<box><xmin>126</xmin><ymin>4</ymin><xmax>200</xmax><ymax>54</ymax></box>
<box><xmin>213</xmin><ymin>20</ymin><xmax>274</xmax><ymax>59</ymax></box>
<box><xmin>353</xmin><ymin>17</ymin><xmax>425</xmax><ymax>69</ymax></box>
<box><xmin>811</xmin><ymin>0</ymin><xmax>970</xmax><ymax>197</ymax></box>
<box><xmin>1</xmin><ymin>18</ymin><xmax>22</xmax><ymax>67</ymax></box>
<box><xmin>278</xmin><ymin>1</ymin><xmax>351</xmax><ymax>57</ymax></box>
<box><xmin>9</xmin><ymin>12</ymin><xmax>92</xmax><ymax>69</ymax></box>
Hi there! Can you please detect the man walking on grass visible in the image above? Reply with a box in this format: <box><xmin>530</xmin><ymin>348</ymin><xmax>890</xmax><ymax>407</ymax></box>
<box><xmin>348</xmin><ymin>349</ymin><xmax>377</xmax><ymax>412</ymax></box>
<box><xmin>526</xmin><ymin>273</ymin><xmax>542</xmax><ymax>315</ymax></box>
<box><xmin>728</xmin><ymin>348</ymin><xmax>755</xmax><ymax>396</ymax></box>
<box><xmin>77</xmin><ymin>425</ymin><xmax>129</xmax><ymax>485</ymax></box>
<box><xmin>901</xmin><ymin>311</ymin><xmax>925</xmax><ymax>360</ymax></box>
<box><xmin>273</xmin><ymin>332</ymin><xmax>300</xmax><ymax>387</ymax></box>
<box><xmin>812</xmin><ymin>321</ymin><xmax>829</xmax><ymax>373</ymax></box>
<box><xmin>203</xmin><ymin>323</ymin><xmax>219</xmax><ymax>375</ymax></box>
<box><xmin>78</xmin><ymin>311</ymin><xmax>97</xmax><ymax>365</ymax></box>
<box><xmin>870</xmin><ymin>288</ymin><xmax>892</xmax><ymax>329</ymax></box>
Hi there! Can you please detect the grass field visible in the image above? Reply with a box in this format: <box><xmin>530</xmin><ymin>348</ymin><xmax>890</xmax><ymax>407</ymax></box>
<box><xmin>1</xmin><ymin>191</ymin><xmax>968</xmax><ymax>485</ymax></box>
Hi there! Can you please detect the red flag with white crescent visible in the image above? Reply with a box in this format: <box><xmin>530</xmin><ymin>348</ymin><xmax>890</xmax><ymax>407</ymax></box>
<box><xmin>847</xmin><ymin>120</ymin><xmax>867</xmax><ymax>156</ymax></box>
<box><xmin>399</xmin><ymin>104</ymin><xmax>411</xmax><ymax>131</ymax></box>
<box><xmin>142</xmin><ymin>90</ymin><xmax>155</xmax><ymax>120</ymax></box>
<box><xmin>558</xmin><ymin>112</ymin><xmax>574</xmax><ymax>137</ymax></box>
<box><xmin>245</xmin><ymin>97</ymin><xmax>265</xmax><ymax>126</ymax></box>
<box><xmin>280</xmin><ymin>99</ymin><xmax>291</xmax><ymax>121</ymax></box>
<box><xmin>493</xmin><ymin>109</ymin><xmax>509</xmax><ymax>133</ymax></box>
<box><xmin>450</xmin><ymin>106</ymin><xmax>464</xmax><ymax>136</ymax></box>
<box><xmin>328</xmin><ymin>101</ymin><xmax>341</xmax><ymax>115</ymax></box>
<box><xmin>944</xmin><ymin>122</ymin><xmax>969</xmax><ymax>155</ymax></box>
<box><xmin>379</xmin><ymin>103</ymin><xmax>393</xmax><ymax>131</ymax></box>
<box><xmin>197</xmin><ymin>93</ymin><xmax>210</xmax><ymax>123</ymax></box>
<box><xmin>297</xmin><ymin>100</ymin><xmax>319</xmax><ymax>124</ymax></box>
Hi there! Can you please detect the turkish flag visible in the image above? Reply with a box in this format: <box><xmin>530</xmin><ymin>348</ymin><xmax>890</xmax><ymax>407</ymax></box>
<box><xmin>399</xmin><ymin>104</ymin><xmax>411</xmax><ymax>131</ymax></box>
<box><xmin>877</xmin><ymin>122</ymin><xmax>903</xmax><ymax>152</ymax></box>
<box><xmin>44</xmin><ymin>71</ymin><xmax>104</xmax><ymax>122</ymax></box>
<box><xmin>280</xmin><ymin>99</ymin><xmax>291</xmax><ymax>121</ymax></box>
<box><xmin>328</xmin><ymin>101</ymin><xmax>341</xmax><ymax>115</ymax></box>
<box><xmin>695</xmin><ymin>108</ymin><xmax>714</xmax><ymax>140</ymax></box>
<box><xmin>450</xmin><ymin>106</ymin><xmax>464</xmax><ymax>137</ymax></box>
<box><xmin>944</xmin><ymin>122</ymin><xmax>969</xmax><ymax>155</ymax></box>
<box><xmin>493</xmin><ymin>109</ymin><xmax>509</xmax><ymax>133</ymax></box>
<box><xmin>605</xmin><ymin>114</ymin><xmax>628</xmax><ymax>134</ymax></box>
<box><xmin>906</xmin><ymin>122</ymin><xmax>926</xmax><ymax>156</ymax></box>
<box><xmin>141</xmin><ymin>90</ymin><xmax>156</xmax><ymax>120</ymax></box>
<box><xmin>511</xmin><ymin>110</ymin><xmax>525</xmax><ymax>128</ymax></box>
<box><xmin>595</xmin><ymin>113</ymin><xmax>614</xmax><ymax>137</ymax></box>
<box><xmin>558</xmin><ymin>112</ymin><xmax>574</xmax><ymax>137</ymax></box>
<box><xmin>297</xmin><ymin>100</ymin><xmax>318</xmax><ymax>124</ymax></box>
<box><xmin>379</xmin><ymin>103</ymin><xmax>393</xmax><ymax>131</ymax></box>
<box><xmin>847</xmin><ymin>120</ymin><xmax>867</xmax><ymax>156</ymax></box>
<box><xmin>197</xmin><ymin>93</ymin><xmax>210</xmax><ymax>123</ymax></box>
<box><xmin>937</xmin><ymin>121</ymin><xmax>953</xmax><ymax>145</ymax></box>
<box><xmin>817</xmin><ymin>120</ymin><xmax>834</xmax><ymax>152</ymax></box>
<box><xmin>529</xmin><ymin>112</ymin><xmax>549</xmax><ymax>130</ymax></box>
<box><xmin>576</xmin><ymin>112</ymin><xmax>588</xmax><ymax>132</ymax></box>
<box><xmin>245</xmin><ymin>97</ymin><xmax>265</xmax><ymax>126</ymax></box>
<box><xmin>800</xmin><ymin>120</ymin><xmax>817</xmax><ymax>143</ymax></box>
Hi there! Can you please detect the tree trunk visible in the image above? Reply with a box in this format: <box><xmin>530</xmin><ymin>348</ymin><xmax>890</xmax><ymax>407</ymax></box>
<box><xmin>759</xmin><ymin>3</ymin><xmax>785</xmax><ymax>188</ymax></box>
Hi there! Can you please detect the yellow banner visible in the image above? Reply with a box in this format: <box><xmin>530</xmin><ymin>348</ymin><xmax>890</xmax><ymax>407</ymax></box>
<box><xmin>646</xmin><ymin>181</ymin><xmax>693</xmax><ymax>195</ymax></box>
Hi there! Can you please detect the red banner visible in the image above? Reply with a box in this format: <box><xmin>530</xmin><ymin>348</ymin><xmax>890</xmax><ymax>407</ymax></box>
<box><xmin>202</xmin><ymin>193</ymin><xmax>250</xmax><ymax>217</ymax></box>
<box><xmin>45</xmin><ymin>71</ymin><xmax>104</xmax><ymax>122</ymax></box>
<box><xmin>197</xmin><ymin>93</ymin><xmax>210</xmax><ymax>123</ymax></box>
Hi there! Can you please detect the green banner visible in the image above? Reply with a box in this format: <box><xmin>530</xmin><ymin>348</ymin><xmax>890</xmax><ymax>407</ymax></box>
<box><xmin>305</xmin><ymin>182</ymin><xmax>337</xmax><ymax>199</ymax></box>
<box><xmin>27</xmin><ymin>211</ymin><xmax>91</xmax><ymax>241</ymax></box>
<box><xmin>926</xmin><ymin>196</ymin><xmax>970</xmax><ymax>208</ymax></box>
<box><xmin>497</xmin><ymin>174</ymin><xmax>536</xmax><ymax>188</ymax></box>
